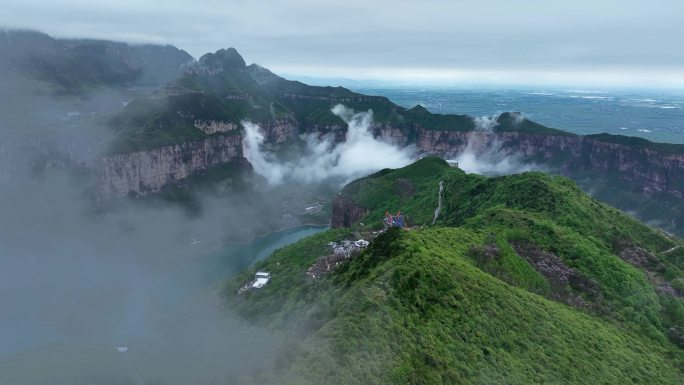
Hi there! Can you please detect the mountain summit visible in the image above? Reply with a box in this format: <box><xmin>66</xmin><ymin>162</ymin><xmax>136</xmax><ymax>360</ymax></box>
<box><xmin>198</xmin><ymin>47</ymin><xmax>247</xmax><ymax>71</ymax></box>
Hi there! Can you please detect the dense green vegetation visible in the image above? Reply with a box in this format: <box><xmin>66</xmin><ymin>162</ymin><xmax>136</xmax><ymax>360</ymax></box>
<box><xmin>223</xmin><ymin>157</ymin><xmax>684</xmax><ymax>384</ymax></box>
<box><xmin>108</xmin><ymin>91</ymin><xmax>213</xmax><ymax>153</ymax></box>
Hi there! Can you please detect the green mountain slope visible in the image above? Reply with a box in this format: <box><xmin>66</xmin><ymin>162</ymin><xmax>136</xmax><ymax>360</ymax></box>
<box><xmin>223</xmin><ymin>158</ymin><xmax>684</xmax><ymax>384</ymax></box>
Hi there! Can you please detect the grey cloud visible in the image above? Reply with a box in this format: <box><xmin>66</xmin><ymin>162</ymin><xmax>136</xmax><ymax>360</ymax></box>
<box><xmin>1</xmin><ymin>0</ymin><xmax>683</xmax><ymax>80</ymax></box>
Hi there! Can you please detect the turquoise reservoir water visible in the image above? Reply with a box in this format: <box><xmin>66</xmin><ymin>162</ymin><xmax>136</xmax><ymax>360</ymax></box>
<box><xmin>160</xmin><ymin>225</ymin><xmax>328</xmax><ymax>297</ymax></box>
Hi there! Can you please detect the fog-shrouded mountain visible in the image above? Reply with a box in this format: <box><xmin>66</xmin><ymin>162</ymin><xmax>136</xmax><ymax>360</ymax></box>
<box><xmin>99</xmin><ymin>38</ymin><xmax>683</xmax><ymax>237</ymax></box>
<box><xmin>0</xmin><ymin>29</ymin><xmax>195</xmax><ymax>188</ymax></box>
<box><xmin>0</xmin><ymin>29</ymin><xmax>682</xmax><ymax>236</ymax></box>
<box><xmin>0</xmin><ymin>29</ymin><xmax>193</xmax><ymax>91</ymax></box>
<box><xmin>224</xmin><ymin>157</ymin><xmax>684</xmax><ymax>384</ymax></box>
<box><xmin>2</xmin><ymin>29</ymin><xmax>684</xmax><ymax>385</ymax></box>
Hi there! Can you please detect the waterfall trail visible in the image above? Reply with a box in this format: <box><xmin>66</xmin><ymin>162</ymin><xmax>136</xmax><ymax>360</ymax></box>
<box><xmin>432</xmin><ymin>181</ymin><xmax>444</xmax><ymax>225</ymax></box>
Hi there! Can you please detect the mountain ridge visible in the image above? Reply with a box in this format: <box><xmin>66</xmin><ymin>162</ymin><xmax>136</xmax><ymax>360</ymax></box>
<box><xmin>1</xmin><ymin>29</ymin><xmax>682</xmax><ymax>237</ymax></box>
<box><xmin>100</xmin><ymin>44</ymin><xmax>684</xmax><ymax>236</ymax></box>
<box><xmin>0</xmin><ymin>29</ymin><xmax>193</xmax><ymax>91</ymax></box>
<box><xmin>223</xmin><ymin>157</ymin><xmax>684</xmax><ymax>384</ymax></box>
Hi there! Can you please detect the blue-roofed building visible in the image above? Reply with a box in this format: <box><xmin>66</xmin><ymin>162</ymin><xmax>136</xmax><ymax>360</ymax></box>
<box><xmin>384</xmin><ymin>211</ymin><xmax>406</xmax><ymax>229</ymax></box>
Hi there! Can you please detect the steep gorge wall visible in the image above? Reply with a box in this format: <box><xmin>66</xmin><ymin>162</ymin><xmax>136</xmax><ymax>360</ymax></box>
<box><xmin>331</xmin><ymin>127</ymin><xmax>683</xmax><ymax>230</ymax></box>
<box><xmin>331</xmin><ymin>195</ymin><xmax>370</xmax><ymax>228</ymax></box>
<box><xmin>575</xmin><ymin>140</ymin><xmax>684</xmax><ymax>198</ymax></box>
<box><xmin>260</xmin><ymin>118</ymin><xmax>299</xmax><ymax>143</ymax></box>
<box><xmin>380</xmin><ymin>127</ymin><xmax>684</xmax><ymax>199</ymax></box>
<box><xmin>100</xmin><ymin>134</ymin><xmax>244</xmax><ymax>198</ymax></box>
<box><xmin>98</xmin><ymin>119</ymin><xmax>298</xmax><ymax>198</ymax></box>
<box><xmin>99</xmin><ymin>119</ymin><xmax>683</xmax><ymax>203</ymax></box>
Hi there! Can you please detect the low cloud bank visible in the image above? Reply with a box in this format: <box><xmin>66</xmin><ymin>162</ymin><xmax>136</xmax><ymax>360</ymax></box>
<box><xmin>243</xmin><ymin>104</ymin><xmax>416</xmax><ymax>185</ymax></box>
<box><xmin>452</xmin><ymin>113</ymin><xmax>541</xmax><ymax>176</ymax></box>
<box><xmin>0</xmin><ymin>169</ymin><xmax>290</xmax><ymax>384</ymax></box>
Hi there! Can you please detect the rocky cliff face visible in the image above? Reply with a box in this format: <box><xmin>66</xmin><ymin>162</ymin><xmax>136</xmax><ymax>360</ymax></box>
<box><xmin>304</xmin><ymin>123</ymin><xmax>410</xmax><ymax>145</ymax></box>
<box><xmin>98</xmin><ymin>118</ymin><xmax>683</xmax><ymax>207</ymax></box>
<box><xmin>98</xmin><ymin>117</ymin><xmax>297</xmax><ymax>198</ymax></box>
<box><xmin>193</xmin><ymin>120</ymin><xmax>238</xmax><ymax>135</ymax></box>
<box><xmin>373</xmin><ymin>124</ymin><xmax>412</xmax><ymax>147</ymax></box>
<box><xmin>575</xmin><ymin>140</ymin><xmax>684</xmax><ymax>198</ymax></box>
<box><xmin>260</xmin><ymin>118</ymin><xmax>298</xmax><ymax>143</ymax></box>
<box><xmin>100</xmin><ymin>134</ymin><xmax>244</xmax><ymax>198</ymax></box>
<box><xmin>373</xmin><ymin>126</ymin><xmax>684</xmax><ymax>200</ymax></box>
<box><xmin>511</xmin><ymin>134</ymin><xmax>684</xmax><ymax>198</ymax></box>
<box><xmin>331</xmin><ymin>195</ymin><xmax>369</xmax><ymax>228</ymax></box>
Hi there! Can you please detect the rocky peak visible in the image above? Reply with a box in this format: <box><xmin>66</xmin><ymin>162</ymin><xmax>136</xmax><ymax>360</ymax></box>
<box><xmin>409</xmin><ymin>105</ymin><xmax>430</xmax><ymax>114</ymax></box>
<box><xmin>198</xmin><ymin>47</ymin><xmax>246</xmax><ymax>73</ymax></box>
<box><xmin>496</xmin><ymin>112</ymin><xmax>525</xmax><ymax>126</ymax></box>
<box><xmin>247</xmin><ymin>63</ymin><xmax>283</xmax><ymax>85</ymax></box>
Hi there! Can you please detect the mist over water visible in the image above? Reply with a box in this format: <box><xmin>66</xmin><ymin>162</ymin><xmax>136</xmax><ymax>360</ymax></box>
<box><xmin>0</xmin><ymin>165</ymin><xmax>330</xmax><ymax>383</ymax></box>
<box><xmin>0</xmin><ymin>72</ymin><xmax>327</xmax><ymax>384</ymax></box>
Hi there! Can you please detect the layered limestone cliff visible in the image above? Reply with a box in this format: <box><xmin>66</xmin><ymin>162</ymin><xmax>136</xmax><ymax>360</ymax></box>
<box><xmin>260</xmin><ymin>118</ymin><xmax>298</xmax><ymax>143</ymax></box>
<box><xmin>193</xmin><ymin>120</ymin><xmax>238</xmax><ymax>135</ymax></box>
<box><xmin>331</xmin><ymin>195</ymin><xmax>369</xmax><ymax>228</ymax></box>
<box><xmin>576</xmin><ymin>139</ymin><xmax>684</xmax><ymax>198</ymax></box>
<box><xmin>100</xmin><ymin>134</ymin><xmax>244</xmax><ymax>198</ymax></box>
<box><xmin>99</xmin><ymin>118</ymin><xmax>683</xmax><ymax>205</ymax></box>
<box><xmin>374</xmin><ymin>126</ymin><xmax>684</xmax><ymax>200</ymax></box>
<box><xmin>98</xmin><ymin>117</ymin><xmax>298</xmax><ymax>198</ymax></box>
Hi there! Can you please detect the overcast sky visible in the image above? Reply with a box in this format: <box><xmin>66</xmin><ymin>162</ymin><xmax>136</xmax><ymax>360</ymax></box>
<box><xmin>2</xmin><ymin>0</ymin><xmax>683</xmax><ymax>87</ymax></box>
